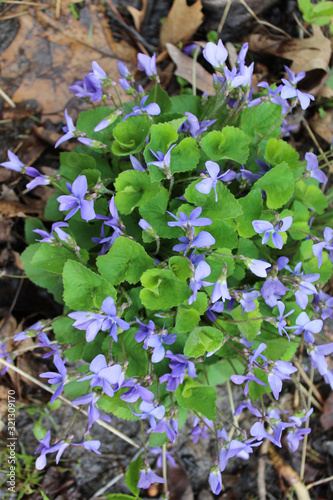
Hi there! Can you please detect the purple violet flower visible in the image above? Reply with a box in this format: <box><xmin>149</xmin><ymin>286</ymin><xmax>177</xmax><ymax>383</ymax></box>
<box><xmin>57</xmin><ymin>175</ymin><xmax>95</xmax><ymax>222</ymax></box>
<box><xmin>268</xmin><ymin>360</ymin><xmax>297</xmax><ymax>400</ymax></box>
<box><xmin>192</xmin><ymin>416</ymin><xmax>213</xmax><ymax>444</ymax></box>
<box><xmin>245</xmin><ymin>258</ymin><xmax>271</xmax><ymax>278</ymax></box>
<box><xmin>312</xmin><ymin>227</ymin><xmax>333</xmax><ymax>268</ymax></box>
<box><xmin>123</xmin><ymin>95</ymin><xmax>160</xmax><ymax>121</ymax></box>
<box><xmin>181</xmin><ymin>112</ymin><xmax>216</xmax><ymax>139</ymax></box>
<box><xmin>37</xmin><ymin>332</ymin><xmax>61</xmax><ymax>359</ymax></box>
<box><xmin>188</xmin><ymin>261</ymin><xmax>214</xmax><ymax>304</ymax></box>
<box><xmin>130</xmin><ymin>154</ymin><xmax>146</xmax><ymax>172</ymax></box>
<box><xmin>203</xmin><ymin>40</ymin><xmax>228</xmax><ymax>70</ymax></box>
<box><xmin>280</xmin><ymin>66</ymin><xmax>314</xmax><ymax>110</ymax></box>
<box><xmin>35</xmin><ymin>431</ymin><xmax>65</xmax><ymax>470</ymax></box>
<box><xmin>14</xmin><ymin>320</ymin><xmax>46</xmax><ymax>341</ymax></box>
<box><xmin>78</xmin><ymin>354</ymin><xmax>122</xmax><ymax>398</ymax></box>
<box><xmin>120</xmin><ymin>381</ymin><xmax>154</xmax><ymax>403</ymax></box>
<box><xmin>135</xmin><ymin>318</ymin><xmax>156</xmax><ymax>346</ymax></box>
<box><xmin>1</xmin><ymin>150</ymin><xmax>25</xmax><ymax>172</ymax></box>
<box><xmin>150</xmin><ymin>447</ymin><xmax>176</xmax><ymax>468</ymax></box>
<box><xmin>147</xmin><ymin>144</ymin><xmax>176</xmax><ymax>178</ymax></box>
<box><xmin>167</xmin><ymin>207</ymin><xmax>212</xmax><ymax>231</ymax></box>
<box><xmin>68</xmin><ymin>296</ymin><xmax>130</xmax><ymax>343</ymax></box>
<box><xmin>137</xmin><ymin>468</ymin><xmax>165</xmax><ymax>489</ymax></box>
<box><xmin>39</xmin><ymin>354</ymin><xmax>67</xmax><ymax>404</ymax></box>
<box><xmin>308</xmin><ymin>343</ymin><xmax>333</xmax><ymax>375</ymax></box>
<box><xmin>313</xmin><ymin>290</ymin><xmax>333</xmax><ymax>320</ymax></box>
<box><xmin>117</xmin><ymin>61</ymin><xmax>131</xmax><ymax>78</ymax></box>
<box><xmin>294</xmin><ymin>312</ymin><xmax>323</xmax><ymax>343</ymax></box>
<box><xmin>230</xmin><ymin>371</ymin><xmax>267</xmax><ymax>396</ymax></box>
<box><xmin>252</xmin><ymin>216</ymin><xmax>293</xmax><ymax>249</ymax></box>
<box><xmin>261</xmin><ymin>276</ymin><xmax>289</xmax><ymax>308</ymax></box>
<box><xmin>239</xmin><ymin>290</ymin><xmax>260</xmax><ymax>313</ymax></box>
<box><xmin>209</xmin><ymin>467</ymin><xmax>222</xmax><ymax>495</ymax></box>
<box><xmin>275</xmin><ymin>301</ymin><xmax>295</xmax><ymax>340</ymax></box>
<box><xmin>72</xmin><ymin>392</ymin><xmax>111</xmax><ymax>433</ymax></box>
<box><xmin>173</xmin><ymin>229</ymin><xmax>215</xmax><ymax>254</ymax></box>
<box><xmin>146</xmin><ymin>330</ymin><xmax>177</xmax><ymax>363</ymax></box>
<box><xmin>33</xmin><ymin>222</ymin><xmax>71</xmax><ymax>244</ymax></box>
<box><xmin>196</xmin><ymin>161</ymin><xmax>236</xmax><ymax>202</ymax></box>
<box><xmin>305</xmin><ymin>152</ymin><xmax>327</xmax><ymax>184</ymax></box>
<box><xmin>152</xmin><ymin>417</ymin><xmax>179</xmax><ymax>443</ymax></box>
<box><xmin>134</xmin><ymin>401</ymin><xmax>165</xmax><ymax>430</ymax></box>
<box><xmin>137</xmin><ymin>53</ymin><xmax>158</xmax><ymax>78</ymax></box>
<box><xmin>0</xmin><ymin>343</ymin><xmax>12</xmax><ymax>375</ymax></box>
<box><xmin>287</xmin><ymin>427</ymin><xmax>311</xmax><ymax>452</ymax></box>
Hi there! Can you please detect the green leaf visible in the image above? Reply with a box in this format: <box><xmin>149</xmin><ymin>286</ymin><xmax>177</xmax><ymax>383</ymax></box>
<box><xmin>60</xmin><ymin>152</ymin><xmax>97</xmax><ymax>179</ymax></box>
<box><xmin>97</xmin><ymin>237</ymin><xmax>154</xmax><ymax>286</ymax></box>
<box><xmin>184</xmin><ymin>326</ymin><xmax>224</xmax><ymax>357</ymax></box>
<box><xmin>265</xmin><ymin>138</ymin><xmax>299</xmax><ymax>170</ymax></box>
<box><xmin>235</xmin><ymin>189</ymin><xmax>263</xmax><ymax>237</ymax></box>
<box><xmin>201</xmin><ymin>127</ymin><xmax>249</xmax><ymax>163</ymax></box>
<box><xmin>176</xmin><ymin>308</ymin><xmax>200</xmax><ymax>333</ymax></box>
<box><xmin>125</xmin><ymin>453</ymin><xmax>143</xmax><ymax>496</ymax></box>
<box><xmin>300</xmin><ymin>239</ymin><xmax>333</xmax><ymax>283</ymax></box>
<box><xmin>170</xmin><ymin>137</ymin><xmax>200</xmax><ymax>174</ymax></box>
<box><xmin>32</xmin><ymin>243</ymin><xmax>81</xmax><ymax>274</ymax></box>
<box><xmin>144</xmin><ymin>123</ymin><xmax>178</xmax><ymax>181</ymax></box>
<box><xmin>207</xmin><ymin>358</ymin><xmax>244</xmax><ymax>385</ymax></box>
<box><xmin>185</xmin><ymin>180</ymin><xmax>242</xmax><ymax>220</ymax></box>
<box><xmin>98</xmin><ymin>394</ymin><xmax>139</xmax><ymax>421</ymax></box>
<box><xmin>231</xmin><ymin>302</ymin><xmax>262</xmax><ymax>341</ymax></box>
<box><xmin>139</xmin><ymin>187</ymin><xmax>182</xmax><ymax>239</ymax></box>
<box><xmin>21</xmin><ymin>244</ymin><xmax>63</xmax><ymax>303</ymax></box>
<box><xmin>295</xmin><ymin>180</ymin><xmax>328</xmax><ymax>214</ymax></box>
<box><xmin>140</xmin><ymin>269</ymin><xmax>191</xmax><ymax>310</ymax></box>
<box><xmin>248</xmin><ymin>368</ymin><xmax>269</xmax><ymax>401</ymax></box>
<box><xmin>112</xmin><ymin>328</ymin><xmax>148</xmax><ymax>377</ymax></box>
<box><xmin>147</xmin><ymin>84</ymin><xmax>172</xmax><ymax>113</ymax></box>
<box><xmin>241</xmin><ymin>102</ymin><xmax>282</xmax><ymax>140</ymax></box>
<box><xmin>63</xmin><ymin>260</ymin><xmax>116</xmax><ymax>310</ymax></box>
<box><xmin>77</xmin><ymin>107</ymin><xmax>120</xmax><ymax>146</ymax></box>
<box><xmin>254</xmin><ymin>162</ymin><xmax>294</xmax><ymax>209</ymax></box>
<box><xmin>52</xmin><ymin>317</ymin><xmax>83</xmax><ymax>344</ymax></box>
<box><xmin>204</xmin><ymin>220</ymin><xmax>238</xmax><ymax>249</ymax></box>
<box><xmin>114</xmin><ymin>170</ymin><xmax>160</xmax><ymax>214</ymax></box>
<box><xmin>175</xmin><ymin>383</ymin><xmax>216</xmax><ymax>421</ymax></box>
<box><xmin>169</xmin><ymin>256</ymin><xmax>191</xmax><ymax>281</ymax></box>
<box><xmin>44</xmin><ymin>193</ymin><xmax>61</xmax><ymax>221</ymax></box>
<box><xmin>170</xmin><ymin>95</ymin><xmax>202</xmax><ymax>115</ymax></box>
<box><xmin>25</xmin><ymin>219</ymin><xmax>48</xmax><ymax>246</ymax></box>
<box><xmin>112</xmin><ymin>116</ymin><xmax>151</xmax><ymax>156</ymax></box>
<box><xmin>253</xmin><ymin>329</ymin><xmax>299</xmax><ymax>362</ymax></box>
<box><xmin>289</xmin><ymin>201</ymin><xmax>310</xmax><ymax>240</ymax></box>
<box><xmin>149</xmin><ymin>432</ymin><xmax>169</xmax><ymax>447</ymax></box>
<box><xmin>81</xmin><ymin>168</ymin><xmax>101</xmax><ymax>189</ymax></box>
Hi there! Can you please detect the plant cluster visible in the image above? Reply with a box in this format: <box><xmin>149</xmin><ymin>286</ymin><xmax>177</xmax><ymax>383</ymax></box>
<box><xmin>1</xmin><ymin>39</ymin><xmax>333</xmax><ymax>497</ymax></box>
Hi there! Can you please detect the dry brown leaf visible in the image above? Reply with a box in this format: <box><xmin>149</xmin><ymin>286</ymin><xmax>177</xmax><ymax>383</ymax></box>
<box><xmin>0</xmin><ymin>200</ymin><xmax>32</xmax><ymax>218</ymax></box>
<box><xmin>249</xmin><ymin>26</ymin><xmax>331</xmax><ymax>88</ymax></box>
<box><xmin>0</xmin><ymin>4</ymin><xmax>135</xmax><ymax>121</ymax></box>
<box><xmin>166</xmin><ymin>43</ymin><xmax>215</xmax><ymax>95</ymax></box>
<box><xmin>160</xmin><ymin>0</ymin><xmax>204</xmax><ymax>48</ymax></box>
<box><xmin>310</xmin><ymin>111</ymin><xmax>333</xmax><ymax>145</ymax></box>
<box><xmin>127</xmin><ymin>0</ymin><xmax>148</xmax><ymax>32</ymax></box>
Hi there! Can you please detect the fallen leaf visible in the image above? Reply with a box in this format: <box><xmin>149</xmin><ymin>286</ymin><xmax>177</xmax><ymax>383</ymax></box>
<box><xmin>127</xmin><ymin>0</ymin><xmax>148</xmax><ymax>32</ymax></box>
<box><xmin>320</xmin><ymin>391</ymin><xmax>333</xmax><ymax>431</ymax></box>
<box><xmin>160</xmin><ymin>0</ymin><xmax>204</xmax><ymax>48</ymax></box>
<box><xmin>0</xmin><ymin>200</ymin><xmax>31</xmax><ymax>218</ymax></box>
<box><xmin>166</xmin><ymin>43</ymin><xmax>215</xmax><ymax>95</ymax></box>
<box><xmin>248</xmin><ymin>26</ymin><xmax>331</xmax><ymax>89</ymax></box>
<box><xmin>309</xmin><ymin>110</ymin><xmax>333</xmax><ymax>145</ymax></box>
<box><xmin>0</xmin><ymin>4</ymin><xmax>136</xmax><ymax>122</ymax></box>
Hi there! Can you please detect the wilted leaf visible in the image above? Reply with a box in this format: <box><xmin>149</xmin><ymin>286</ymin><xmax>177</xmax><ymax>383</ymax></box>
<box><xmin>127</xmin><ymin>0</ymin><xmax>148</xmax><ymax>32</ymax></box>
<box><xmin>166</xmin><ymin>43</ymin><xmax>215</xmax><ymax>95</ymax></box>
<box><xmin>249</xmin><ymin>25</ymin><xmax>331</xmax><ymax>83</ymax></box>
<box><xmin>160</xmin><ymin>0</ymin><xmax>204</xmax><ymax>48</ymax></box>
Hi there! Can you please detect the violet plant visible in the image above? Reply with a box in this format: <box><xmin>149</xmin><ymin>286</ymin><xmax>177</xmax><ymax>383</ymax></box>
<box><xmin>1</xmin><ymin>41</ymin><xmax>333</xmax><ymax>498</ymax></box>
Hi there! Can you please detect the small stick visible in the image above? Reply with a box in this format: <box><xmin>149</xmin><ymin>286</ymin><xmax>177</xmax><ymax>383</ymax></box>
<box><xmin>239</xmin><ymin>0</ymin><xmax>292</xmax><ymax>39</ymax></box>
<box><xmin>294</xmin><ymin>360</ymin><xmax>324</xmax><ymax>404</ymax></box>
<box><xmin>217</xmin><ymin>0</ymin><xmax>232</xmax><ymax>34</ymax></box>
<box><xmin>306</xmin><ymin>474</ymin><xmax>333</xmax><ymax>490</ymax></box>
<box><xmin>55</xmin><ymin>0</ymin><xmax>61</xmax><ymax>19</ymax></box>
<box><xmin>0</xmin><ymin>87</ymin><xmax>16</xmax><ymax>108</ymax></box>
<box><xmin>267</xmin><ymin>443</ymin><xmax>311</xmax><ymax>500</ymax></box>
<box><xmin>300</xmin><ymin>365</ymin><xmax>314</xmax><ymax>481</ymax></box>
<box><xmin>0</xmin><ymin>358</ymin><xmax>139</xmax><ymax>448</ymax></box>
